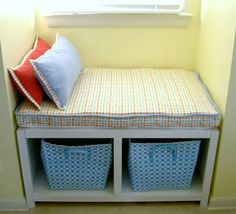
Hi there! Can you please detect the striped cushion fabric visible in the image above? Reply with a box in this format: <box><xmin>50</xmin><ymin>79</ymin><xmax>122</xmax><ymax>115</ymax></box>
<box><xmin>15</xmin><ymin>68</ymin><xmax>221</xmax><ymax>128</ymax></box>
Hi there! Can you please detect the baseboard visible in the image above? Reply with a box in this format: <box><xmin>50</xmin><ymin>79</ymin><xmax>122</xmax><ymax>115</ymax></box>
<box><xmin>209</xmin><ymin>197</ymin><xmax>236</xmax><ymax>210</ymax></box>
<box><xmin>0</xmin><ymin>198</ymin><xmax>28</xmax><ymax>211</ymax></box>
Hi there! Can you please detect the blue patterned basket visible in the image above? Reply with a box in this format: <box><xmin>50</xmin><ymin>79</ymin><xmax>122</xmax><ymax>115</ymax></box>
<box><xmin>128</xmin><ymin>140</ymin><xmax>200</xmax><ymax>192</ymax></box>
<box><xmin>41</xmin><ymin>139</ymin><xmax>112</xmax><ymax>190</ymax></box>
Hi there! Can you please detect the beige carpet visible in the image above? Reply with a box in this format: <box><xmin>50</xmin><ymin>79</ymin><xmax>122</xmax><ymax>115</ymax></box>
<box><xmin>1</xmin><ymin>202</ymin><xmax>236</xmax><ymax>214</ymax></box>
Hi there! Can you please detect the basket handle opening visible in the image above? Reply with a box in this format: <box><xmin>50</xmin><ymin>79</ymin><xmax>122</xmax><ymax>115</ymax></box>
<box><xmin>149</xmin><ymin>144</ymin><xmax>177</xmax><ymax>162</ymax></box>
<box><xmin>64</xmin><ymin>148</ymin><xmax>91</xmax><ymax>160</ymax></box>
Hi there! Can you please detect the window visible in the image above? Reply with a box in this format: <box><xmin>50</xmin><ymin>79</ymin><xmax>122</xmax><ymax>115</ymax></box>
<box><xmin>38</xmin><ymin>0</ymin><xmax>191</xmax><ymax>27</ymax></box>
<box><xmin>40</xmin><ymin>0</ymin><xmax>186</xmax><ymax>15</ymax></box>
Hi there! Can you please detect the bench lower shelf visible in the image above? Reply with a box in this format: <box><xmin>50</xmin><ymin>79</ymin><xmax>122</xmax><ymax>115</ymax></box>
<box><xmin>33</xmin><ymin>166</ymin><xmax>202</xmax><ymax>202</ymax></box>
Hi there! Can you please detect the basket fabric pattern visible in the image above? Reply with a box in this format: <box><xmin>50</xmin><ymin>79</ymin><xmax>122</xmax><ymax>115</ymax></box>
<box><xmin>41</xmin><ymin>140</ymin><xmax>112</xmax><ymax>190</ymax></box>
<box><xmin>128</xmin><ymin>140</ymin><xmax>200</xmax><ymax>192</ymax></box>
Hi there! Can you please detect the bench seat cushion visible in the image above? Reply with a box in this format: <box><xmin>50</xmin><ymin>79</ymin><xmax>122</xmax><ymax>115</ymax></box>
<box><xmin>15</xmin><ymin>68</ymin><xmax>220</xmax><ymax>129</ymax></box>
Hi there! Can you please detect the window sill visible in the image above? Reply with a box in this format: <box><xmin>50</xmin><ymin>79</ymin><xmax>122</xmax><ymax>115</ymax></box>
<box><xmin>45</xmin><ymin>13</ymin><xmax>192</xmax><ymax>27</ymax></box>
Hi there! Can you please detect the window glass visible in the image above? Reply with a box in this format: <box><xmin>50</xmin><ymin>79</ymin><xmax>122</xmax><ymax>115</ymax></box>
<box><xmin>39</xmin><ymin>0</ymin><xmax>186</xmax><ymax>15</ymax></box>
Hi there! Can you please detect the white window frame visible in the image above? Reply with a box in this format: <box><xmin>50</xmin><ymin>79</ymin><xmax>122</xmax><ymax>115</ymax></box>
<box><xmin>39</xmin><ymin>0</ymin><xmax>192</xmax><ymax>27</ymax></box>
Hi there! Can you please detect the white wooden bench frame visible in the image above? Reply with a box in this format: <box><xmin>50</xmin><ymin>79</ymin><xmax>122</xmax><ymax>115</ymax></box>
<box><xmin>17</xmin><ymin>127</ymin><xmax>219</xmax><ymax>208</ymax></box>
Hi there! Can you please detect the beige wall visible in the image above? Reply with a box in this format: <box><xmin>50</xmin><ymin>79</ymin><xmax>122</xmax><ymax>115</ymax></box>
<box><xmin>195</xmin><ymin>0</ymin><xmax>236</xmax><ymax>203</ymax></box>
<box><xmin>210</xmin><ymin>34</ymin><xmax>236</xmax><ymax>201</ymax></box>
<box><xmin>213</xmin><ymin>33</ymin><xmax>236</xmax><ymax>199</ymax></box>
<box><xmin>0</xmin><ymin>1</ymin><xmax>35</xmax><ymax>203</ymax></box>
<box><xmin>196</xmin><ymin>0</ymin><xmax>236</xmax><ymax>113</ymax></box>
<box><xmin>36</xmin><ymin>0</ymin><xmax>200</xmax><ymax>70</ymax></box>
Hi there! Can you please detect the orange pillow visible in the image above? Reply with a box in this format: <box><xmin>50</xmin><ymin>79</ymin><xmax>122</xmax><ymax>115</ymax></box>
<box><xmin>8</xmin><ymin>36</ymin><xmax>51</xmax><ymax>110</ymax></box>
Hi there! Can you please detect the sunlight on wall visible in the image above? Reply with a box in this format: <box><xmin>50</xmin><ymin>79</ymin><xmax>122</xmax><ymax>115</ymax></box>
<box><xmin>0</xmin><ymin>0</ymin><xmax>35</xmax><ymax>28</ymax></box>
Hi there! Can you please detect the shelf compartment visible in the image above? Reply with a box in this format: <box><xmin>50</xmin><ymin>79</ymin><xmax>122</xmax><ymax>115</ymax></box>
<box><xmin>33</xmin><ymin>166</ymin><xmax>114</xmax><ymax>202</ymax></box>
<box><xmin>121</xmin><ymin>138</ymin><xmax>203</xmax><ymax>201</ymax></box>
<box><xmin>121</xmin><ymin>170</ymin><xmax>202</xmax><ymax>201</ymax></box>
